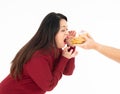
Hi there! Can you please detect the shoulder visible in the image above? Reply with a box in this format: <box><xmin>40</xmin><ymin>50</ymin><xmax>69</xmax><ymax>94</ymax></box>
<box><xmin>25</xmin><ymin>50</ymin><xmax>52</xmax><ymax>66</ymax></box>
<box><xmin>32</xmin><ymin>50</ymin><xmax>50</xmax><ymax>59</ymax></box>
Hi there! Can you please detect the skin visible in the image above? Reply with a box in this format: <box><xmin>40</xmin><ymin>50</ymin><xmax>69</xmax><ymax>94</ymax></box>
<box><xmin>76</xmin><ymin>32</ymin><xmax>120</xmax><ymax>63</ymax></box>
<box><xmin>55</xmin><ymin>19</ymin><xmax>78</xmax><ymax>59</ymax></box>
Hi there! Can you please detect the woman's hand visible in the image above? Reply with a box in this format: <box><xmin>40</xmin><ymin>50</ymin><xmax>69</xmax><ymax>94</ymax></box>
<box><xmin>65</xmin><ymin>30</ymin><xmax>76</xmax><ymax>46</ymax></box>
<box><xmin>62</xmin><ymin>46</ymin><xmax>78</xmax><ymax>59</ymax></box>
<box><xmin>68</xmin><ymin>30</ymin><xmax>76</xmax><ymax>37</ymax></box>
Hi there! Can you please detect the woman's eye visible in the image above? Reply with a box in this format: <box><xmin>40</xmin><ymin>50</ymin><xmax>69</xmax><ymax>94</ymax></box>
<box><xmin>61</xmin><ymin>30</ymin><xmax>65</xmax><ymax>32</ymax></box>
<box><xmin>61</xmin><ymin>29</ymin><xmax>68</xmax><ymax>32</ymax></box>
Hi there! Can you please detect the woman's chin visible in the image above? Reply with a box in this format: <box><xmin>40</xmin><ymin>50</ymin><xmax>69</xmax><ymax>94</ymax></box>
<box><xmin>57</xmin><ymin>42</ymin><xmax>67</xmax><ymax>48</ymax></box>
<box><xmin>61</xmin><ymin>43</ymin><xmax>66</xmax><ymax>48</ymax></box>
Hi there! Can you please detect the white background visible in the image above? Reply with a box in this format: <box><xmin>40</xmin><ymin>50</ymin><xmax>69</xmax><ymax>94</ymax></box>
<box><xmin>0</xmin><ymin>0</ymin><xmax>120</xmax><ymax>94</ymax></box>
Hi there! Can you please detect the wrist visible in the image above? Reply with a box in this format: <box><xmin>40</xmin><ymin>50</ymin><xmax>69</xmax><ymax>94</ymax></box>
<box><xmin>94</xmin><ymin>42</ymin><xmax>102</xmax><ymax>51</ymax></box>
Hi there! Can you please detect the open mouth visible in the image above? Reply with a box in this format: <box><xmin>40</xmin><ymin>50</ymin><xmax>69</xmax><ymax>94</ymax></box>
<box><xmin>64</xmin><ymin>38</ymin><xmax>67</xmax><ymax>44</ymax></box>
<box><xmin>64</xmin><ymin>38</ymin><xmax>66</xmax><ymax>42</ymax></box>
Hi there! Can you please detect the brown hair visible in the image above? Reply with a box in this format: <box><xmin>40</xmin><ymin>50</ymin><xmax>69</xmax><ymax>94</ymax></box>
<box><xmin>10</xmin><ymin>12</ymin><xmax>67</xmax><ymax>79</ymax></box>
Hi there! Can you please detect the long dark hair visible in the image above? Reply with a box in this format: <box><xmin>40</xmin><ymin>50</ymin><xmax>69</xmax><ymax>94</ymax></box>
<box><xmin>10</xmin><ymin>12</ymin><xmax>67</xmax><ymax>79</ymax></box>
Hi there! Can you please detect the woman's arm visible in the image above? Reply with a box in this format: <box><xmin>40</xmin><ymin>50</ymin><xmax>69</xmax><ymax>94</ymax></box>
<box><xmin>63</xmin><ymin>46</ymin><xmax>76</xmax><ymax>75</ymax></box>
<box><xmin>25</xmin><ymin>53</ymin><xmax>69</xmax><ymax>92</ymax></box>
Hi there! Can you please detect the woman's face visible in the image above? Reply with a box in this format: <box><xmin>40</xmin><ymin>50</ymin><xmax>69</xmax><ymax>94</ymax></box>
<box><xmin>55</xmin><ymin>19</ymin><xmax>68</xmax><ymax>48</ymax></box>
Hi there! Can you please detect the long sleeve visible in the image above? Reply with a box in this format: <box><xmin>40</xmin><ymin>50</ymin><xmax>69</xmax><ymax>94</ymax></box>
<box><xmin>63</xmin><ymin>46</ymin><xmax>76</xmax><ymax>75</ymax></box>
<box><xmin>25</xmin><ymin>51</ymin><xmax>69</xmax><ymax>92</ymax></box>
<box><xmin>63</xmin><ymin>58</ymin><xmax>75</xmax><ymax>75</ymax></box>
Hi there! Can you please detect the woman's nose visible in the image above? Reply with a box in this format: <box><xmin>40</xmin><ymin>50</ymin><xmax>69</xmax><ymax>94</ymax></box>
<box><xmin>65</xmin><ymin>31</ymin><xmax>69</xmax><ymax>35</ymax></box>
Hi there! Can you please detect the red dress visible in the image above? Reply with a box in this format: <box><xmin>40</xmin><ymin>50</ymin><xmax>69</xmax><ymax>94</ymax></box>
<box><xmin>0</xmin><ymin>48</ymin><xmax>75</xmax><ymax>94</ymax></box>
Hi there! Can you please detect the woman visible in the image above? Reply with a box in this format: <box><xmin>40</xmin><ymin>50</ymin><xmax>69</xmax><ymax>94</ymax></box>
<box><xmin>0</xmin><ymin>12</ymin><xmax>78</xmax><ymax>94</ymax></box>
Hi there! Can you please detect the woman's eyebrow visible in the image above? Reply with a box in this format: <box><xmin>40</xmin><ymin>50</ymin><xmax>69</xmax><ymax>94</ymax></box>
<box><xmin>60</xmin><ymin>25</ymin><xmax>68</xmax><ymax>28</ymax></box>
